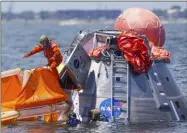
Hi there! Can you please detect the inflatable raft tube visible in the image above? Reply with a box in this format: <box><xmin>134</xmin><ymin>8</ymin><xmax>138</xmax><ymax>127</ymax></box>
<box><xmin>1</xmin><ymin>102</ymin><xmax>69</xmax><ymax>124</ymax></box>
<box><xmin>1</xmin><ymin>110</ymin><xmax>19</xmax><ymax>122</ymax></box>
<box><xmin>17</xmin><ymin>102</ymin><xmax>69</xmax><ymax>119</ymax></box>
<box><xmin>1</xmin><ymin>68</ymin><xmax>22</xmax><ymax>78</ymax></box>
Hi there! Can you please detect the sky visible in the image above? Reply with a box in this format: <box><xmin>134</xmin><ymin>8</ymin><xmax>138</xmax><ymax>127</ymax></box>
<box><xmin>1</xmin><ymin>2</ymin><xmax>187</xmax><ymax>13</ymax></box>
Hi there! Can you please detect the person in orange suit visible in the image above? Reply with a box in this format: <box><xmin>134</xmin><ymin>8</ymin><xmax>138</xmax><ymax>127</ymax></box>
<box><xmin>23</xmin><ymin>35</ymin><xmax>62</xmax><ymax>78</ymax></box>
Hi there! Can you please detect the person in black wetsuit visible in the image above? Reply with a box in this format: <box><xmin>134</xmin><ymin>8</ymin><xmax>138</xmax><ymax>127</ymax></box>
<box><xmin>67</xmin><ymin>112</ymin><xmax>81</xmax><ymax>126</ymax></box>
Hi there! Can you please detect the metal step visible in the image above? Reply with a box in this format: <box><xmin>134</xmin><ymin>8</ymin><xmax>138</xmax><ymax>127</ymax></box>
<box><xmin>113</xmin><ymin>75</ymin><xmax>124</xmax><ymax>78</ymax></box>
<box><xmin>114</xmin><ymin>61</ymin><xmax>126</xmax><ymax>64</ymax></box>
<box><xmin>113</xmin><ymin>86</ymin><xmax>123</xmax><ymax>89</ymax></box>
<box><xmin>111</xmin><ymin>106</ymin><xmax>127</xmax><ymax>111</ymax></box>
<box><xmin>113</xmin><ymin>66</ymin><xmax>127</xmax><ymax>69</ymax></box>
<box><xmin>113</xmin><ymin>90</ymin><xmax>127</xmax><ymax>94</ymax></box>
<box><xmin>113</xmin><ymin>64</ymin><xmax>126</xmax><ymax>68</ymax></box>
<box><xmin>114</xmin><ymin>70</ymin><xmax>127</xmax><ymax>74</ymax></box>
<box><xmin>114</xmin><ymin>56</ymin><xmax>124</xmax><ymax>60</ymax></box>
<box><xmin>113</xmin><ymin>95</ymin><xmax>126</xmax><ymax>99</ymax></box>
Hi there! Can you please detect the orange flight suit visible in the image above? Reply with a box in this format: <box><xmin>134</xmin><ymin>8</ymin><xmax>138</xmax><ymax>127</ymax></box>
<box><xmin>23</xmin><ymin>40</ymin><xmax>62</xmax><ymax>78</ymax></box>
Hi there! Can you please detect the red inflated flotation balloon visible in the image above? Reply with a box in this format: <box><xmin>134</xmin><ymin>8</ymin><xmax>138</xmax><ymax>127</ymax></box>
<box><xmin>115</xmin><ymin>8</ymin><xmax>165</xmax><ymax>47</ymax></box>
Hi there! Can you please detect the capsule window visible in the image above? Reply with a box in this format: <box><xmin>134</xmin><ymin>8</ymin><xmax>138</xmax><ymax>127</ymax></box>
<box><xmin>166</xmin><ymin>77</ymin><xmax>169</xmax><ymax>82</ymax></box>
<box><xmin>116</xmin><ymin>77</ymin><xmax>120</xmax><ymax>81</ymax></box>
<box><xmin>106</xmin><ymin>37</ymin><xmax>110</xmax><ymax>44</ymax></box>
<box><xmin>175</xmin><ymin>101</ymin><xmax>180</xmax><ymax>108</ymax></box>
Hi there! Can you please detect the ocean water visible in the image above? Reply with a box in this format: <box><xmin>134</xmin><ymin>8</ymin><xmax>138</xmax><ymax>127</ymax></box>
<box><xmin>1</xmin><ymin>23</ymin><xmax>187</xmax><ymax>133</ymax></box>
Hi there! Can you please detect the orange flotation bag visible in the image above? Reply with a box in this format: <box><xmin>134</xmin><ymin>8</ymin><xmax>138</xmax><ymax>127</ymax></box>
<box><xmin>151</xmin><ymin>45</ymin><xmax>171</xmax><ymax>62</ymax></box>
<box><xmin>117</xmin><ymin>31</ymin><xmax>152</xmax><ymax>73</ymax></box>
<box><xmin>88</xmin><ymin>31</ymin><xmax>170</xmax><ymax>73</ymax></box>
<box><xmin>89</xmin><ymin>44</ymin><xmax>107</xmax><ymax>58</ymax></box>
<box><xmin>114</xmin><ymin>8</ymin><xmax>165</xmax><ymax>47</ymax></box>
<box><xmin>114</xmin><ymin>8</ymin><xmax>170</xmax><ymax>65</ymax></box>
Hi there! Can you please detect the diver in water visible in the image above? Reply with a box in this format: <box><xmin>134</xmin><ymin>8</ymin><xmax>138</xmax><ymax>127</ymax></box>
<box><xmin>88</xmin><ymin>109</ymin><xmax>109</xmax><ymax>122</ymax></box>
<box><xmin>99</xmin><ymin>114</ymin><xmax>109</xmax><ymax>122</ymax></box>
<box><xmin>67</xmin><ymin>112</ymin><xmax>81</xmax><ymax>126</ymax></box>
<box><xmin>23</xmin><ymin>35</ymin><xmax>62</xmax><ymax>78</ymax></box>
